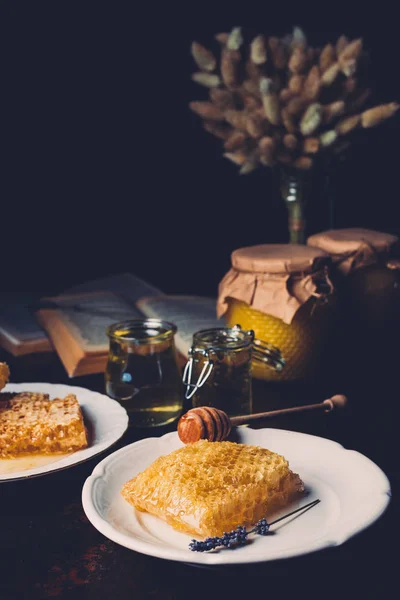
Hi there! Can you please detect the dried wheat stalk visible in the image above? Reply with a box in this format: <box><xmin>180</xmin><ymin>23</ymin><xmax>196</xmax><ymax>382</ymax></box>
<box><xmin>189</xmin><ymin>26</ymin><xmax>399</xmax><ymax>174</ymax></box>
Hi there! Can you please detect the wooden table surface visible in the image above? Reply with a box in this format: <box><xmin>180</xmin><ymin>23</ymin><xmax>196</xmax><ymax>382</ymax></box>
<box><xmin>0</xmin><ymin>349</ymin><xmax>398</xmax><ymax>599</ymax></box>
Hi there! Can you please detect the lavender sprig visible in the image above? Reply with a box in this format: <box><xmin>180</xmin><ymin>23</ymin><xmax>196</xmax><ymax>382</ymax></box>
<box><xmin>189</xmin><ymin>499</ymin><xmax>320</xmax><ymax>552</ymax></box>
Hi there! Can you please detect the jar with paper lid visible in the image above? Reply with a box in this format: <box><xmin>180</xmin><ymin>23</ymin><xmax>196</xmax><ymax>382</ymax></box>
<box><xmin>217</xmin><ymin>244</ymin><xmax>335</xmax><ymax>382</ymax></box>
<box><xmin>307</xmin><ymin>228</ymin><xmax>400</xmax><ymax>344</ymax></box>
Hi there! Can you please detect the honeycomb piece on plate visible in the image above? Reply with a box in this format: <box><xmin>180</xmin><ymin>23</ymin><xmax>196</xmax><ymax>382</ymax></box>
<box><xmin>0</xmin><ymin>394</ymin><xmax>88</xmax><ymax>457</ymax></box>
<box><xmin>121</xmin><ymin>439</ymin><xmax>304</xmax><ymax>538</ymax></box>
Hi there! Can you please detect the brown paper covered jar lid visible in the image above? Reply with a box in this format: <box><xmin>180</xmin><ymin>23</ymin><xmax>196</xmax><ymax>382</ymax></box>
<box><xmin>307</xmin><ymin>228</ymin><xmax>399</xmax><ymax>275</ymax></box>
<box><xmin>217</xmin><ymin>244</ymin><xmax>333</xmax><ymax>325</ymax></box>
<box><xmin>231</xmin><ymin>244</ymin><xmax>329</xmax><ymax>274</ymax></box>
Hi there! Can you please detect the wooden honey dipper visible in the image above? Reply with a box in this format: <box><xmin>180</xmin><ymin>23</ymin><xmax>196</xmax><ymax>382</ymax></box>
<box><xmin>177</xmin><ymin>395</ymin><xmax>348</xmax><ymax>444</ymax></box>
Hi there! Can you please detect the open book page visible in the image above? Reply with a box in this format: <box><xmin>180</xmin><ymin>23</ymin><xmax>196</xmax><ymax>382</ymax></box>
<box><xmin>0</xmin><ymin>273</ymin><xmax>162</xmax><ymax>356</ymax></box>
<box><xmin>37</xmin><ymin>291</ymin><xmax>143</xmax><ymax>353</ymax></box>
<box><xmin>136</xmin><ymin>295</ymin><xmax>223</xmax><ymax>357</ymax></box>
<box><xmin>0</xmin><ymin>296</ymin><xmax>52</xmax><ymax>356</ymax></box>
<box><xmin>66</xmin><ymin>272</ymin><xmax>163</xmax><ymax>304</ymax></box>
<box><xmin>0</xmin><ymin>303</ymin><xmax>48</xmax><ymax>344</ymax></box>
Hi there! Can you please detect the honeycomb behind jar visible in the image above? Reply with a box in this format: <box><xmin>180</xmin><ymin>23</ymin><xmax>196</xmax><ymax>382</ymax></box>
<box><xmin>225</xmin><ymin>297</ymin><xmax>335</xmax><ymax>381</ymax></box>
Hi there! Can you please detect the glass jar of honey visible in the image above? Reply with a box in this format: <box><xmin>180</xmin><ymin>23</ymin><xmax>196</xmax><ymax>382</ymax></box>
<box><xmin>105</xmin><ymin>319</ymin><xmax>183</xmax><ymax>427</ymax></box>
<box><xmin>217</xmin><ymin>244</ymin><xmax>335</xmax><ymax>382</ymax></box>
<box><xmin>307</xmin><ymin>228</ymin><xmax>400</xmax><ymax>379</ymax></box>
<box><xmin>307</xmin><ymin>228</ymin><xmax>400</xmax><ymax>322</ymax></box>
<box><xmin>182</xmin><ymin>325</ymin><xmax>284</xmax><ymax>418</ymax></box>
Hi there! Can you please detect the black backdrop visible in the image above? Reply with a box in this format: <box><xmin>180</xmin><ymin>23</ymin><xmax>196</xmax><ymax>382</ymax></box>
<box><xmin>1</xmin><ymin>2</ymin><xmax>399</xmax><ymax>299</ymax></box>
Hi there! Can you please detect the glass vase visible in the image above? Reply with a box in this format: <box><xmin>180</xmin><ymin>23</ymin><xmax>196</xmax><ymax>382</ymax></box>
<box><xmin>280</xmin><ymin>165</ymin><xmax>335</xmax><ymax>244</ymax></box>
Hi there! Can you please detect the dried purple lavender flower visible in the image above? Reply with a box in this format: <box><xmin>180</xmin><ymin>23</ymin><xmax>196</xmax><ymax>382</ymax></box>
<box><xmin>189</xmin><ymin>499</ymin><xmax>320</xmax><ymax>552</ymax></box>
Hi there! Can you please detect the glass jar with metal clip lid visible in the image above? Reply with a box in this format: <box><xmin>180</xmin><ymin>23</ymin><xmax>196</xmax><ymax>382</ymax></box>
<box><xmin>182</xmin><ymin>325</ymin><xmax>285</xmax><ymax>418</ymax></box>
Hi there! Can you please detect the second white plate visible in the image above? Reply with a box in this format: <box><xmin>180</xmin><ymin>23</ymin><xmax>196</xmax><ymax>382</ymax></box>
<box><xmin>1</xmin><ymin>382</ymin><xmax>129</xmax><ymax>482</ymax></box>
<box><xmin>82</xmin><ymin>427</ymin><xmax>391</xmax><ymax>566</ymax></box>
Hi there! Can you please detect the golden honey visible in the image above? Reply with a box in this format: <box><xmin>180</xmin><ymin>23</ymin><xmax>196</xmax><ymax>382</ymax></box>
<box><xmin>105</xmin><ymin>319</ymin><xmax>183</xmax><ymax>427</ymax></box>
<box><xmin>183</xmin><ymin>327</ymin><xmax>253</xmax><ymax>418</ymax></box>
<box><xmin>225</xmin><ymin>298</ymin><xmax>333</xmax><ymax>381</ymax></box>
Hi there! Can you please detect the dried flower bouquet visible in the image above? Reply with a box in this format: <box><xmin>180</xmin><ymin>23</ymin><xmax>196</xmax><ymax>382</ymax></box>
<box><xmin>189</xmin><ymin>27</ymin><xmax>399</xmax><ymax>242</ymax></box>
<box><xmin>189</xmin><ymin>26</ymin><xmax>399</xmax><ymax>175</ymax></box>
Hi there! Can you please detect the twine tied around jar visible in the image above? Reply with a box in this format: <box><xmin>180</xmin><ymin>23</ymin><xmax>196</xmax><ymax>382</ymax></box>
<box><xmin>289</xmin><ymin>265</ymin><xmax>334</xmax><ymax>317</ymax></box>
<box><xmin>217</xmin><ymin>245</ymin><xmax>337</xmax><ymax>383</ymax></box>
<box><xmin>218</xmin><ymin>261</ymin><xmax>334</xmax><ymax>324</ymax></box>
<box><xmin>331</xmin><ymin>239</ymin><xmax>381</xmax><ymax>275</ymax></box>
<box><xmin>312</xmin><ymin>235</ymin><xmax>400</xmax><ymax>276</ymax></box>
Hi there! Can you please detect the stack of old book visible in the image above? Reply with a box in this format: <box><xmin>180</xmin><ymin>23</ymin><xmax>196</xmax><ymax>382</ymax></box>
<box><xmin>0</xmin><ymin>273</ymin><xmax>221</xmax><ymax>377</ymax></box>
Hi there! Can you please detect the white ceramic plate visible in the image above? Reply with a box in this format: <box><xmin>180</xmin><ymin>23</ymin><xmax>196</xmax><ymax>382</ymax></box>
<box><xmin>0</xmin><ymin>383</ymin><xmax>128</xmax><ymax>482</ymax></box>
<box><xmin>82</xmin><ymin>427</ymin><xmax>391</xmax><ymax>566</ymax></box>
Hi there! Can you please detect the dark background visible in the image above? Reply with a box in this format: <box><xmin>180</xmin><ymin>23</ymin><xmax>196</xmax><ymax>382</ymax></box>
<box><xmin>0</xmin><ymin>7</ymin><xmax>399</xmax><ymax>597</ymax></box>
<box><xmin>1</xmin><ymin>2</ymin><xmax>399</xmax><ymax>298</ymax></box>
